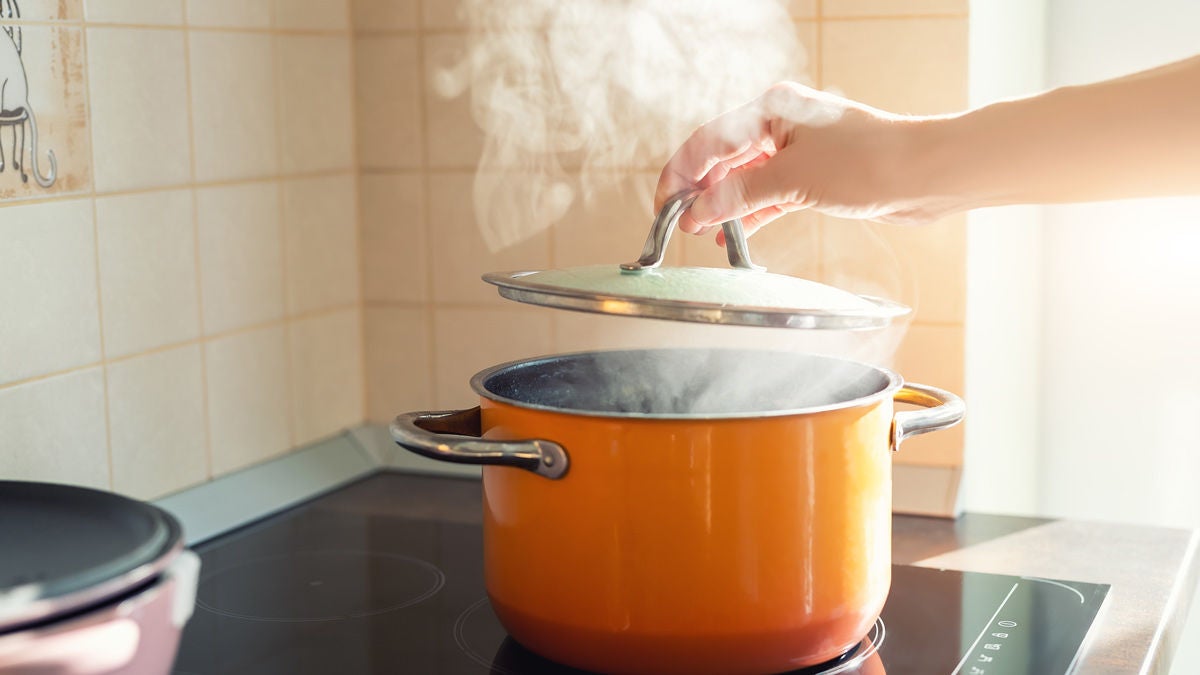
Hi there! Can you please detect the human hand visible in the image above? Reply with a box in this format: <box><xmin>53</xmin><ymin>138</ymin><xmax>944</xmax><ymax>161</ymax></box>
<box><xmin>654</xmin><ymin>82</ymin><xmax>947</xmax><ymax>244</ymax></box>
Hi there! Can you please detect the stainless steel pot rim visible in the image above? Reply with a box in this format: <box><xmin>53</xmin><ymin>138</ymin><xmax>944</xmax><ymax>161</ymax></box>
<box><xmin>483</xmin><ymin>270</ymin><xmax>911</xmax><ymax>331</ymax></box>
<box><xmin>468</xmin><ymin>348</ymin><xmax>904</xmax><ymax>421</ymax></box>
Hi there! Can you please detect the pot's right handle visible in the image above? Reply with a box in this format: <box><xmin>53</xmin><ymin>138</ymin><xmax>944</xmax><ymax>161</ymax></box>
<box><xmin>390</xmin><ymin>407</ymin><xmax>569</xmax><ymax>479</ymax></box>
<box><xmin>891</xmin><ymin>383</ymin><xmax>965</xmax><ymax>452</ymax></box>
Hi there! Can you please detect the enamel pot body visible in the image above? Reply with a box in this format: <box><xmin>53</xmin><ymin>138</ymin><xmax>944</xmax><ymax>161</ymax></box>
<box><xmin>392</xmin><ymin>349</ymin><xmax>963</xmax><ymax>675</ymax></box>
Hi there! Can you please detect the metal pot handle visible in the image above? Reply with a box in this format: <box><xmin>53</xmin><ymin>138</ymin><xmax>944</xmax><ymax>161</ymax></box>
<box><xmin>390</xmin><ymin>407</ymin><xmax>569</xmax><ymax>479</ymax></box>
<box><xmin>891</xmin><ymin>383</ymin><xmax>965</xmax><ymax>452</ymax></box>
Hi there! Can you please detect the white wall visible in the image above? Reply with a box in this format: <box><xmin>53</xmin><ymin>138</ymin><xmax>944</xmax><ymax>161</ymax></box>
<box><xmin>968</xmin><ymin>1</ymin><xmax>1200</xmax><ymax>671</ymax></box>
<box><xmin>962</xmin><ymin>0</ymin><xmax>1047</xmax><ymax>516</ymax></box>
<box><xmin>1038</xmin><ymin>3</ymin><xmax>1200</xmax><ymax>672</ymax></box>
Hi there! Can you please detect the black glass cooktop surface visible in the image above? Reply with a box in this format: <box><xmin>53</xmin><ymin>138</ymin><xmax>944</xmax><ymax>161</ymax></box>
<box><xmin>173</xmin><ymin>473</ymin><xmax>1108</xmax><ymax>675</ymax></box>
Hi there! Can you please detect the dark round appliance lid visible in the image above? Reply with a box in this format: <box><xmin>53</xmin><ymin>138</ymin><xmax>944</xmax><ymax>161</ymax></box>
<box><xmin>0</xmin><ymin>481</ymin><xmax>183</xmax><ymax>633</ymax></box>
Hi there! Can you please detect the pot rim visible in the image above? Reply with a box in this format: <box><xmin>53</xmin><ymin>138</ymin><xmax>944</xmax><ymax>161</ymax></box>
<box><xmin>469</xmin><ymin>347</ymin><xmax>904</xmax><ymax>420</ymax></box>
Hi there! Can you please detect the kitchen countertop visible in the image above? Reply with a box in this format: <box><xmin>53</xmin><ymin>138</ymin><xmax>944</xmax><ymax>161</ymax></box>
<box><xmin>331</xmin><ymin>472</ymin><xmax>1200</xmax><ymax>675</ymax></box>
<box><xmin>894</xmin><ymin>511</ymin><xmax>1199</xmax><ymax>675</ymax></box>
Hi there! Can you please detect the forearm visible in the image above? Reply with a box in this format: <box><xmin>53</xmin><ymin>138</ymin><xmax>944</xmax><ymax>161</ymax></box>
<box><xmin>913</xmin><ymin>55</ymin><xmax>1200</xmax><ymax>211</ymax></box>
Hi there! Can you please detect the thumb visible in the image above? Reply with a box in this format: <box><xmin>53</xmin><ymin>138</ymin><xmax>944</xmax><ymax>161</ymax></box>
<box><xmin>688</xmin><ymin>159</ymin><xmax>793</xmax><ymax>227</ymax></box>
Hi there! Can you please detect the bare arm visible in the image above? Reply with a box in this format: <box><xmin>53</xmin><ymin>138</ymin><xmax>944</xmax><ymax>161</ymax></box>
<box><xmin>655</xmin><ymin>55</ymin><xmax>1200</xmax><ymax>239</ymax></box>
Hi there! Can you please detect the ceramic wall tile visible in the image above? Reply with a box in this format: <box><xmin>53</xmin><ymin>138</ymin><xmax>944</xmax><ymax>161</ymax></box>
<box><xmin>2</xmin><ymin>0</ymin><xmax>82</xmax><ymax>21</ymax></box>
<box><xmin>364</xmin><ymin>307</ymin><xmax>430</xmax><ymax>423</ymax></box>
<box><xmin>185</xmin><ymin>0</ymin><xmax>272</xmax><ymax>28</ymax></box>
<box><xmin>0</xmin><ymin>198</ymin><xmax>100</xmax><ymax>384</ymax></box>
<box><xmin>355</xmin><ymin>35</ymin><xmax>421</xmax><ymax>169</ymax></box>
<box><xmin>550</xmin><ymin>174</ymin><xmax>674</xmax><ymax>269</ymax></box>
<box><xmin>821</xmin><ymin>213</ymin><xmax>966</xmax><ymax>324</ymax></box>
<box><xmin>0</xmin><ymin>368</ymin><xmax>108</xmax><ymax>489</ymax></box>
<box><xmin>820</xmin><ymin>215</ymin><xmax>921</xmax><ymax>317</ymax></box>
<box><xmin>0</xmin><ymin>24</ymin><xmax>91</xmax><ymax>200</ymax></box>
<box><xmin>427</xmin><ymin>171</ymin><xmax>549</xmax><ymax>304</ymax></box>
<box><xmin>352</xmin><ymin>0</ymin><xmax>418</xmax><ymax>31</ymax></box>
<box><xmin>86</xmin><ymin>27</ymin><xmax>191</xmax><ymax>191</ymax></box>
<box><xmin>107</xmin><ymin>344</ymin><xmax>208</xmax><ymax>500</ymax></box>
<box><xmin>205</xmin><ymin>325</ymin><xmax>290</xmax><ymax>475</ymax></box>
<box><xmin>822</xmin><ymin>17</ymin><xmax>967</xmax><ymax>116</ymax></box>
<box><xmin>84</xmin><ymin>0</ymin><xmax>183</xmax><ymax>25</ymax></box>
<box><xmin>283</xmin><ymin>173</ymin><xmax>359</xmax><ymax>314</ymax></box>
<box><xmin>277</xmin><ymin>35</ymin><xmax>354</xmax><ymax>173</ymax></box>
<box><xmin>893</xmin><ymin>322</ymin><xmax>965</xmax><ymax>466</ymax></box>
<box><xmin>823</xmin><ymin>0</ymin><xmax>967</xmax><ymax>18</ymax></box>
<box><xmin>788</xmin><ymin>0</ymin><xmax>817</xmax><ymax>19</ymax></box>
<box><xmin>274</xmin><ymin>0</ymin><xmax>349</xmax><ymax>31</ymax></box>
<box><xmin>188</xmin><ymin>31</ymin><xmax>278</xmax><ymax>182</ymax></box>
<box><xmin>433</xmin><ymin>307</ymin><xmax>551</xmax><ymax>409</ymax></box>
<box><xmin>95</xmin><ymin>189</ymin><xmax>199</xmax><ymax>358</ymax></box>
<box><xmin>289</xmin><ymin>309</ymin><xmax>364</xmax><ymax>444</ymax></box>
<box><xmin>360</xmin><ymin>173</ymin><xmax>425</xmax><ymax>303</ymax></box>
<box><xmin>196</xmin><ymin>182</ymin><xmax>285</xmax><ymax>334</ymax></box>
<box><xmin>420</xmin><ymin>0</ymin><xmax>463</xmax><ymax>30</ymax></box>
<box><xmin>423</xmin><ymin>34</ymin><xmax>482</xmax><ymax>169</ymax></box>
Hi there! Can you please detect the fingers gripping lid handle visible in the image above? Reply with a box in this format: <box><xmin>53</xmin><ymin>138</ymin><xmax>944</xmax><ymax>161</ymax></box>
<box><xmin>622</xmin><ymin>191</ymin><xmax>764</xmax><ymax>273</ymax></box>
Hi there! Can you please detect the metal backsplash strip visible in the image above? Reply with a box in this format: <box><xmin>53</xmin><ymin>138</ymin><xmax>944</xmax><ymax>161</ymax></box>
<box><xmin>154</xmin><ymin>432</ymin><xmax>379</xmax><ymax>546</ymax></box>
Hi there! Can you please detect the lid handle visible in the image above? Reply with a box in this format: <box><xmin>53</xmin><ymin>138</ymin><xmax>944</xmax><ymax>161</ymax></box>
<box><xmin>621</xmin><ymin>191</ymin><xmax>765</xmax><ymax>272</ymax></box>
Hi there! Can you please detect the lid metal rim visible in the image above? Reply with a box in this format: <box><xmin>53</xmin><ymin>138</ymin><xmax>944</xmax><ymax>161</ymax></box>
<box><xmin>468</xmin><ymin>347</ymin><xmax>905</xmax><ymax>421</ymax></box>
<box><xmin>0</xmin><ymin>502</ymin><xmax>184</xmax><ymax>635</ymax></box>
<box><xmin>484</xmin><ymin>270</ymin><xmax>910</xmax><ymax>331</ymax></box>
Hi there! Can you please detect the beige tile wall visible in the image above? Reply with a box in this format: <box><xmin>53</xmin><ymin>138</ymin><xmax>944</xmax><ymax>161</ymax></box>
<box><xmin>0</xmin><ymin>1</ymin><xmax>362</xmax><ymax>500</ymax></box>
<box><xmin>0</xmin><ymin>0</ymin><xmax>968</xmax><ymax>501</ymax></box>
<box><xmin>356</xmin><ymin>0</ymin><xmax>969</xmax><ymax>470</ymax></box>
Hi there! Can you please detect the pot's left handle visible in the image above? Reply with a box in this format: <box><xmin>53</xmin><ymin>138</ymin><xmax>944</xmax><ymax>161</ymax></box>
<box><xmin>390</xmin><ymin>408</ymin><xmax>569</xmax><ymax>479</ymax></box>
<box><xmin>891</xmin><ymin>383</ymin><xmax>965</xmax><ymax>452</ymax></box>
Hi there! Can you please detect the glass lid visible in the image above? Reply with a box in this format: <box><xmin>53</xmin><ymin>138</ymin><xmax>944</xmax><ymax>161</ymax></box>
<box><xmin>483</xmin><ymin>192</ymin><xmax>910</xmax><ymax>330</ymax></box>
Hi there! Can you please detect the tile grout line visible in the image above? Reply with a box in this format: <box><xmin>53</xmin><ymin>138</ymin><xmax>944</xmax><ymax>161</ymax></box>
<box><xmin>270</xmin><ymin>19</ymin><xmax>299</xmax><ymax>451</ymax></box>
<box><xmin>0</xmin><ymin>305</ymin><xmax>367</xmax><ymax>397</ymax></box>
<box><xmin>344</xmin><ymin>0</ymin><xmax>369</xmax><ymax>426</ymax></box>
<box><xmin>416</xmin><ymin>2</ymin><xmax>440</xmax><ymax>408</ymax></box>
<box><xmin>78</xmin><ymin>22</ymin><xmax>115</xmax><ymax>491</ymax></box>
<box><xmin>180</xmin><ymin>12</ymin><xmax>214</xmax><ymax>480</ymax></box>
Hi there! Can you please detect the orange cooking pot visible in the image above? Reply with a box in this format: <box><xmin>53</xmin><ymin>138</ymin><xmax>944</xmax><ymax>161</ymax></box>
<box><xmin>391</xmin><ymin>348</ymin><xmax>963</xmax><ymax>675</ymax></box>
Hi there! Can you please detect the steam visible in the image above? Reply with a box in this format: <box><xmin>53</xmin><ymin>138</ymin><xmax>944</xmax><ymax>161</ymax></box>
<box><xmin>434</xmin><ymin>0</ymin><xmax>806</xmax><ymax>251</ymax></box>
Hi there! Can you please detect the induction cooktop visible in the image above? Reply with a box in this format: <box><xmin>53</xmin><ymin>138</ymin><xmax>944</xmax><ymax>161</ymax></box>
<box><xmin>173</xmin><ymin>473</ymin><xmax>1108</xmax><ymax>675</ymax></box>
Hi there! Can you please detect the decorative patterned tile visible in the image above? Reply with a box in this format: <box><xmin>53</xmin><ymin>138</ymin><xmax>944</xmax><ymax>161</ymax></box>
<box><xmin>1</xmin><ymin>0</ymin><xmax>83</xmax><ymax>22</ymax></box>
<box><xmin>0</xmin><ymin>24</ymin><xmax>91</xmax><ymax>200</ymax></box>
